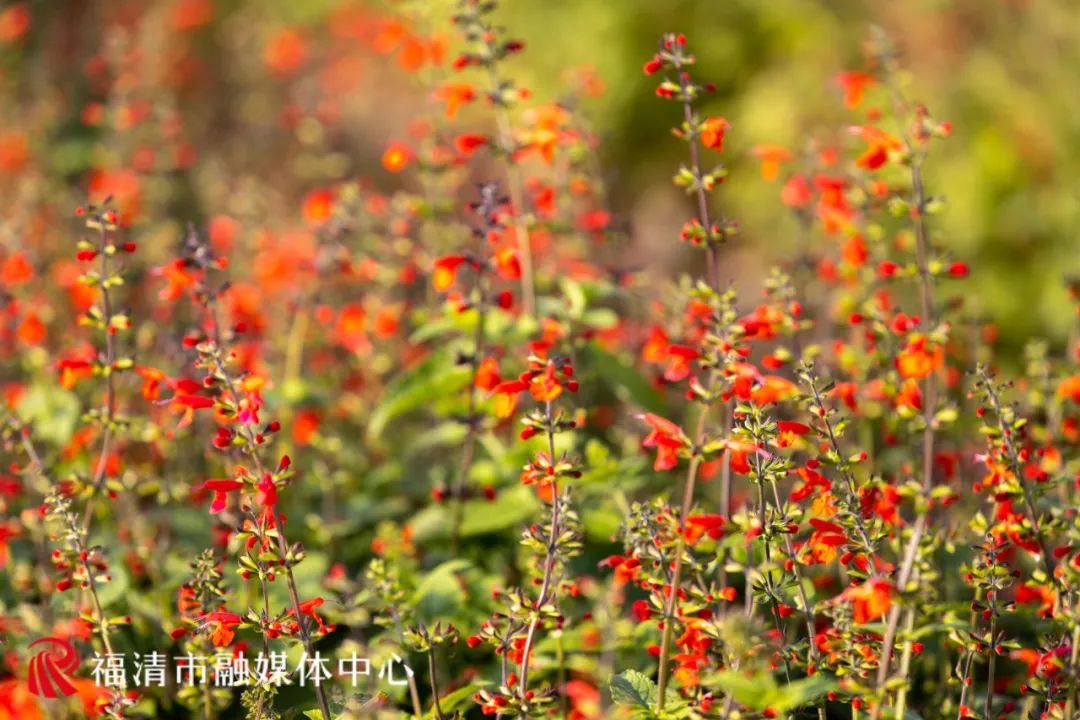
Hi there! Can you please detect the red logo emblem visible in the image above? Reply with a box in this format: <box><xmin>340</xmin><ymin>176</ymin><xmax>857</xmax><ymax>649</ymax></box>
<box><xmin>27</xmin><ymin>637</ymin><xmax>80</xmax><ymax>699</ymax></box>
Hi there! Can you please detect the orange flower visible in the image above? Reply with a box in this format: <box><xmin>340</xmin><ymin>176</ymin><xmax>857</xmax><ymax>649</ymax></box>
<box><xmin>293</xmin><ymin>409</ymin><xmax>320</xmax><ymax>446</ymax></box>
<box><xmin>896</xmin><ymin>378</ymin><xmax>923</xmax><ymax>411</ymax></box>
<box><xmin>751</xmin><ymin>375</ymin><xmax>797</xmax><ymax>405</ymax></box>
<box><xmin>135</xmin><ymin>366</ymin><xmax>166</xmax><ymax>400</ymax></box>
<box><xmin>57</xmin><ymin>357</ymin><xmax>94</xmax><ymax>389</ymax></box>
<box><xmin>1015</xmin><ymin>584</ymin><xmax>1055</xmax><ymax>618</ymax></box>
<box><xmin>433</xmin><ymin>82</ymin><xmax>476</xmax><ymax>119</ymax></box>
<box><xmin>171</xmin><ymin>0</ymin><xmax>213</xmax><ymax>30</ymax></box>
<box><xmin>475</xmin><ymin>357</ymin><xmax>501</xmax><ymax>391</ymax></box>
<box><xmin>752</xmin><ymin>144</ymin><xmax>792</xmax><ymax>181</ymax></box>
<box><xmin>205</xmin><ymin>611</ymin><xmax>243</xmax><ymax>646</ymax></box>
<box><xmin>491</xmin><ymin>380</ymin><xmax>526</xmax><ymax>419</ymax></box>
<box><xmin>844</xmin><ymin>578</ymin><xmax>893</xmax><ymax>624</ymax></box>
<box><xmin>16</xmin><ymin>313</ymin><xmax>44</xmax><ymax>345</ymax></box>
<box><xmin>1</xmin><ymin>252</ymin><xmax>32</xmax><ymax>284</ymax></box>
<box><xmin>200</xmin><ymin>479</ymin><xmax>244</xmax><ymax>514</ymax></box>
<box><xmin>1057</xmin><ymin>374</ymin><xmax>1080</xmax><ymax>403</ymax></box>
<box><xmin>896</xmin><ymin>336</ymin><xmax>942</xmax><ymax>379</ymax></box>
<box><xmin>842</xmin><ymin>233</ymin><xmax>868</xmax><ymax>268</ymax></box>
<box><xmin>0</xmin><ymin>3</ymin><xmax>30</xmax><ymax>43</ymax></box>
<box><xmin>663</xmin><ymin>345</ymin><xmax>700</xmax><ymax>382</ymax></box>
<box><xmin>432</xmin><ymin>255</ymin><xmax>468</xmax><ymax>291</ymax></box>
<box><xmin>372</xmin><ymin>307</ymin><xmax>398</xmax><ymax>338</ymax></box>
<box><xmin>835</xmin><ymin>71</ymin><xmax>875</xmax><ymax>109</ymax></box>
<box><xmin>700</xmin><ymin>117</ymin><xmax>730</xmax><ymax>152</ymax></box>
<box><xmin>264</xmin><ymin>28</ymin><xmax>307</xmax><ymax>76</ymax></box>
<box><xmin>642</xmin><ymin>326</ymin><xmax>670</xmax><ymax>364</ymax></box>
<box><xmin>854</xmin><ymin>126</ymin><xmax>902</xmax><ymax>170</ymax></box>
<box><xmin>493</xmin><ymin>248</ymin><xmax>521</xmax><ymax>281</ymax></box>
<box><xmin>382</xmin><ymin>141</ymin><xmax>412</xmax><ymax>173</ymax></box>
<box><xmin>397</xmin><ymin>35</ymin><xmax>426</xmax><ymax>71</ymax></box>
<box><xmin>335</xmin><ymin>304</ymin><xmax>367</xmax><ymax>352</ymax></box>
<box><xmin>791</xmin><ymin>466</ymin><xmax>831</xmax><ymax>502</ymax></box>
<box><xmin>529</xmin><ymin>361</ymin><xmax>563</xmax><ymax>402</ymax></box>
<box><xmin>521</xmin><ymin>105</ymin><xmax>568</xmax><ymax>163</ymax></box>
<box><xmin>0</xmin><ymin>130</ymin><xmax>29</xmax><ymax>173</ymax></box>
<box><xmin>302</xmin><ymin>188</ymin><xmax>335</xmax><ymax>226</ymax></box>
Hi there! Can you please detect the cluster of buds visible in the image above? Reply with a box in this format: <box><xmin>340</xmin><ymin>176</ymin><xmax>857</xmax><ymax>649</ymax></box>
<box><xmin>169</xmin><ymin>550</ymin><xmax>236</xmax><ymax>716</ymax></box>
<box><xmin>433</xmin><ymin>183</ymin><xmax>518</xmax><ymax>311</ymax></box>
<box><xmin>450</xmin><ymin>0</ymin><xmax>527</xmax><ymax>93</ymax></box>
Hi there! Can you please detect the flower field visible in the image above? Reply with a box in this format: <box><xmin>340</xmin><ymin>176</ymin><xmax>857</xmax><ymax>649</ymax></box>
<box><xmin>1</xmin><ymin>1</ymin><xmax>1078</xmax><ymax>719</ymax></box>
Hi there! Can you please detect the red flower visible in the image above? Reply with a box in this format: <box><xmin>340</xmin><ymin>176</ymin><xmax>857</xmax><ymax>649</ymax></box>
<box><xmin>201</xmin><ymin>479</ymin><xmax>244</xmax><ymax>514</ymax></box>
<box><xmin>685</xmin><ymin>514</ymin><xmax>725</xmax><ymax>544</ymax></box>
<box><xmin>664</xmin><ymin>345</ymin><xmax>701</xmax><ymax>382</ymax></box>
<box><xmin>492</xmin><ymin>379</ymin><xmax>527</xmax><ymax>419</ymax></box>
<box><xmin>454</xmin><ymin>133</ymin><xmax>488</xmax><ymax>156</ymax></box>
<box><xmin>640</xmin><ymin>413</ymin><xmax>685</xmax><ymax>471</ymax></box>
<box><xmin>781</xmin><ymin>174</ymin><xmax>811</xmax><ymax>208</ymax></box>
<box><xmin>777</xmin><ymin>421</ymin><xmax>810</xmax><ymax>447</ymax></box>
<box><xmin>1015</xmin><ymin>584</ymin><xmax>1055</xmax><ymax>618</ymax></box>
<box><xmin>255</xmin><ymin>474</ymin><xmax>278</xmax><ymax>508</ymax></box>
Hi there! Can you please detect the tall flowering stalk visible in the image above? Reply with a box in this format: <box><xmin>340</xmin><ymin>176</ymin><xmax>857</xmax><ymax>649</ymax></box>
<box><xmin>451</xmin><ymin>0</ymin><xmax>535</xmax><ymax>318</ymax></box>
<box><xmin>642</xmin><ymin>32</ymin><xmax>736</xmax><ymax>709</ymax></box>
<box><xmin>866</xmin><ymin>34</ymin><xmax>964</xmax><ymax>712</ymax></box>
<box><xmin>469</xmin><ymin>354</ymin><xmax>582</xmax><ymax>716</ymax></box>
<box><xmin>164</xmin><ymin>228</ymin><xmax>333</xmax><ymax>720</ymax></box>
<box><xmin>438</xmin><ymin>183</ymin><xmax>518</xmax><ymax>553</ymax></box>
<box><xmin>15</xmin><ymin>203</ymin><xmax>138</xmax><ymax>719</ymax></box>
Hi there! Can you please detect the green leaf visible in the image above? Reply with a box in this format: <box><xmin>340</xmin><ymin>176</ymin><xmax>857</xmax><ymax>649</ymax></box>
<box><xmin>94</xmin><ymin>566</ymin><xmax>130</xmax><ymax>609</ymax></box>
<box><xmin>772</xmin><ymin>674</ymin><xmax>837</xmax><ymax>712</ymax></box>
<box><xmin>584</xmin><ymin>344</ymin><xmax>664</xmax><ymax>414</ymax></box>
<box><xmin>412</xmin><ymin>559</ymin><xmax>472</xmax><ymax>623</ymax></box>
<box><xmin>367</xmin><ymin>349</ymin><xmax>471</xmax><ymax>441</ymax></box>
<box><xmin>706</xmin><ymin>670</ymin><xmax>772</xmax><ymax>709</ymax></box>
<box><xmin>16</xmin><ymin>383</ymin><xmax>81</xmax><ymax>447</ymax></box>
<box><xmin>610</xmin><ymin>669</ymin><xmax>656</xmax><ymax>708</ymax></box>
<box><xmin>425</xmin><ymin>682</ymin><xmax>490</xmax><ymax>718</ymax></box>
<box><xmin>459</xmin><ymin>485</ymin><xmax>539</xmax><ymax>537</ymax></box>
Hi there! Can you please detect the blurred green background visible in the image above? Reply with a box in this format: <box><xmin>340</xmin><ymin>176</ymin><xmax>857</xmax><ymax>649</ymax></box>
<box><xmin>3</xmin><ymin>0</ymin><xmax>1079</xmax><ymax>357</ymax></box>
<box><xmin>499</xmin><ymin>0</ymin><xmax>1080</xmax><ymax>357</ymax></box>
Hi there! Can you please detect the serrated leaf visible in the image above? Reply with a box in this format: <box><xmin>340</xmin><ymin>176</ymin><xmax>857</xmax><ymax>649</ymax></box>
<box><xmin>610</xmin><ymin>669</ymin><xmax>656</xmax><ymax>707</ymax></box>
